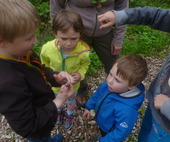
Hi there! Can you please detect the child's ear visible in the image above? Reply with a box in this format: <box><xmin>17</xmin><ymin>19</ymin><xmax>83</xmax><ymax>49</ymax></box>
<box><xmin>0</xmin><ymin>37</ymin><xmax>6</xmax><ymax>48</ymax></box>
<box><xmin>53</xmin><ymin>31</ymin><xmax>57</xmax><ymax>36</ymax></box>
<box><xmin>129</xmin><ymin>86</ymin><xmax>136</xmax><ymax>90</ymax></box>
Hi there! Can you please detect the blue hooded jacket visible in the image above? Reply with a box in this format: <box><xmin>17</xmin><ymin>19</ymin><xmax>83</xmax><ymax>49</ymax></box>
<box><xmin>114</xmin><ymin>6</ymin><xmax>170</xmax><ymax>134</ymax></box>
<box><xmin>86</xmin><ymin>81</ymin><xmax>145</xmax><ymax>142</ymax></box>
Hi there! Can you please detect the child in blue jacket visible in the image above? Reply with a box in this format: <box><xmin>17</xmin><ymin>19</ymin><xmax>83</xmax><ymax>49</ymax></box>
<box><xmin>83</xmin><ymin>54</ymin><xmax>148</xmax><ymax>142</ymax></box>
<box><xmin>98</xmin><ymin>7</ymin><xmax>170</xmax><ymax>142</ymax></box>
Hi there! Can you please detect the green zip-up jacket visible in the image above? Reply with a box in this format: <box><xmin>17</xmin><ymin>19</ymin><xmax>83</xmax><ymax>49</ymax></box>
<box><xmin>40</xmin><ymin>39</ymin><xmax>90</xmax><ymax>93</ymax></box>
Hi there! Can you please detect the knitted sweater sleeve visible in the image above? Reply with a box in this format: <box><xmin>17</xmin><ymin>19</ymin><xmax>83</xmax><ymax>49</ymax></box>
<box><xmin>115</xmin><ymin>6</ymin><xmax>170</xmax><ymax>33</ymax></box>
<box><xmin>112</xmin><ymin>0</ymin><xmax>128</xmax><ymax>46</ymax></box>
<box><xmin>161</xmin><ymin>99</ymin><xmax>170</xmax><ymax>120</ymax></box>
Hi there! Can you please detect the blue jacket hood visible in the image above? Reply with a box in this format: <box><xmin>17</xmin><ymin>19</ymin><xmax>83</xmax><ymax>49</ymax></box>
<box><xmin>96</xmin><ymin>82</ymin><xmax>145</xmax><ymax>110</ymax></box>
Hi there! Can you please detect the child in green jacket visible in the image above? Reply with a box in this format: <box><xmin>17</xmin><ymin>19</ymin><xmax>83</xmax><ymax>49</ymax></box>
<box><xmin>40</xmin><ymin>9</ymin><xmax>90</xmax><ymax>130</ymax></box>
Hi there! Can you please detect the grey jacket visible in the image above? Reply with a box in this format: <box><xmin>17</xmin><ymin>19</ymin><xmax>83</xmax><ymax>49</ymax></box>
<box><xmin>50</xmin><ymin>0</ymin><xmax>128</xmax><ymax>46</ymax></box>
<box><xmin>114</xmin><ymin>6</ymin><xmax>170</xmax><ymax>134</ymax></box>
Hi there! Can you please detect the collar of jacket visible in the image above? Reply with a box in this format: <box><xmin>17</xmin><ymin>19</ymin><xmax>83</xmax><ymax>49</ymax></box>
<box><xmin>54</xmin><ymin>39</ymin><xmax>90</xmax><ymax>56</ymax></box>
<box><xmin>0</xmin><ymin>51</ymin><xmax>33</xmax><ymax>65</ymax></box>
<box><xmin>119</xmin><ymin>87</ymin><xmax>142</xmax><ymax>98</ymax></box>
<box><xmin>0</xmin><ymin>53</ymin><xmax>47</xmax><ymax>80</ymax></box>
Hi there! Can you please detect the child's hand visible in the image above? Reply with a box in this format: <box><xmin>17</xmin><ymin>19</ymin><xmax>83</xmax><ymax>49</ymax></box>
<box><xmin>71</xmin><ymin>72</ymin><xmax>81</xmax><ymax>84</ymax></box>
<box><xmin>53</xmin><ymin>83</ymin><xmax>74</xmax><ymax>108</ymax></box>
<box><xmin>59</xmin><ymin>83</ymin><xmax>74</xmax><ymax>99</ymax></box>
<box><xmin>54</xmin><ymin>71</ymin><xmax>74</xmax><ymax>84</ymax></box>
<box><xmin>83</xmin><ymin>109</ymin><xmax>91</xmax><ymax>120</ymax></box>
<box><xmin>154</xmin><ymin>94</ymin><xmax>170</xmax><ymax>110</ymax></box>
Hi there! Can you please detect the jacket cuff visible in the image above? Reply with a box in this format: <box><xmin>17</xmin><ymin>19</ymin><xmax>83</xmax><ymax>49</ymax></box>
<box><xmin>160</xmin><ymin>99</ymin><xmax>170</xmax><ymax>120</ymax></box>
<box><xmin>85</xmin><ymin>103</ymin><xmax>91</xmax><ymax>111</ymax></box>
<box><xmin>113</xmin><ymin>10</ymin><xmax>128</xmax><ymax>27</ymax></box>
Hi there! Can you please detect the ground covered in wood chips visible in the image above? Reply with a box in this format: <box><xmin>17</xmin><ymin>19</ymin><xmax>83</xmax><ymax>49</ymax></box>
<box><xmin>0</xmin><ymin>56</ymin><xmax>167</xmax><ymax>142</ymax></box>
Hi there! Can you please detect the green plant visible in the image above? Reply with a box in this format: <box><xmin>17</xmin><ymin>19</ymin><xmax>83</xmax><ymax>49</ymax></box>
<box><xmin>10</xmin><ymin>137</ymin><xmax>15</xmax><ymax>141</ymax></box>
<box><xmin>5</xmin><ymin>131</ymin><xmax>11</xmax><ymax>135</ymax></box>
<box><xmin>129</xmin><ymin>0</ymin><xmax>149</xmax><ymax>7</ymax></box>
<box><xmin>28</xmin><ymin>0</ymin><xmax>50</xmax><ymax>31</ymax></box>
<box><xmin>122</xmin><ymin>25</ymin><xmax>170</xmax><ymax>57</ymax></box>
<box><xmin>33</xmin><ymin>33</ymin><xmax>54</xmax><ymax>55</ymax></box>
<box><xmin>86</xmin><ymin>50</ymin><xmax>103</xmax><ymax>77</ymax></box>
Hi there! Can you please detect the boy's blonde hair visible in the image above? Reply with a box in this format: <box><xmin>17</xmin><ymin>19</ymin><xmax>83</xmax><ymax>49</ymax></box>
<box><xmin>115</xmin><ymin>54</ymin><xmax>148</xmax><ymax>87</ymax></box>
<box><xmin>52</xmin><ymin>9</ymin><xmax>84</xmax><ymax>34</ymax></box>
<box><xmin>0</xmin><ymin>0</ymin><xmax>40</xmax><ymax>42</ymax></box>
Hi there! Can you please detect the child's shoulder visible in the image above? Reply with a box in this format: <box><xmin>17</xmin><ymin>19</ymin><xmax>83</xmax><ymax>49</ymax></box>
<box><xmin>137</xmin><ymin>83</ymin><xmax>145</xmax><ymax>92</ymax></box>
<box><xmin>0</xmin><ymin>59</ymin><xmax>23</xmax><ymax>84</ymax></box>
<box><xmin>97</xmin><ymin>81</ymin><xmax>109</xmax><ymax>91</ymax></box>
<box><xmin>41</xmin><ymin>39</ymin><xmax>57</xmax><ymax>54</ymax></box>
<box><xmin>42</xmin><ymin>39</ymin><xmax>56</xmax><ymax>48</ymax></box>
<box><xmin>77</xmin><ymin>40</ymin><xmax>90</xmax><ymax>50</ymax></box>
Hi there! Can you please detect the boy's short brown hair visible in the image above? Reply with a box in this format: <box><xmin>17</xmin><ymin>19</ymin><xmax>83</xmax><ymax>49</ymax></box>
<box><xmin>0</xmin><ymin>0</ymin><xmax>40</xmax><ymax>42</ymax></box>
<box><xmin>115</xmin><ymin>54</ymin><xmax>148</xmax><ymax>87</ymax></box>
<box><xmin>52</xmin><ymin>9</ymin><xmax>84</xmax><ymax>33</ymax></box>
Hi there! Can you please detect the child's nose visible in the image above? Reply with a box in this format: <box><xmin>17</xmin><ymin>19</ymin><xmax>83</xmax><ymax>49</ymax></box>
<box><xmin>66</xmin><ymin>40</ymin><xmax>72</xmax><ymax>45</ymax></box>
<box><xmin>107</xmin><ymin>77</ymin><xmax>112</xmax><ymax>84</ymax></box>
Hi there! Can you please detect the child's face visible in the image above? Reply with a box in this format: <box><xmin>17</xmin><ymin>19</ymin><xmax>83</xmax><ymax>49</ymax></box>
<box><xmin>56</xmin><ymin>27</ymin><xmax>80</xmax><ymax>52</ymax></box>
<box><xmin>1</xmin><ymin>30</ymin><xmax>37</xmax><ymax>59</ymax></box>
<box><xmin>107</xmin><ymin>63</ymin><xmax>133</xmax><ymax>93</ymax></box>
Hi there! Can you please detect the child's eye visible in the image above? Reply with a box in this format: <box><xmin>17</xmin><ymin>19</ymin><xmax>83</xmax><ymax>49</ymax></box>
<box><xmin>61</xmin><ymin>38</ymin><xmax>67</xmax><ymax>41</ymax></box>
<box><xmin>26</xmin><ymin>38</ymin><xmax>31</xmax><ymax>41</ymax></box>
<box><xmin>26</xmin><ymin>35</ymin><xmax>35</xmax><ymax>41</ymax></box>
<box><xmin>71</xmin><ymin>38</ymin><xmax>77</xmax><ymax>40</ymax></box>
<box><xmin>26</xmin><ymin>38</ymin><xmax>32</xmax><ymax>41</ymax></box>
<box><xmin>115</xmin><ymin>78</ymin><xmax>120</xmax><ymax>83</ymax></box>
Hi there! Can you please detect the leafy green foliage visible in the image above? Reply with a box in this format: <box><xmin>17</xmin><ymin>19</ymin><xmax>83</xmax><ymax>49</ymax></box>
<box><xmin>86</xmin><ymin>50</ymin><xmax>103</xmax><ymax>77</ymax></box>
<box><xmin>33</xmin><ymin>33</ymin><xmax>54</xmax><ymax>55</ymax></box>
<box><xmin>129</xmin><ymin>0</ymin><xmax>149</xmax><ymax>7</ymax></box>
<box><xmin>130</xmin><ymin>0</ymin><xmax>170</xmax><ymax>8</ymax></box>
<box><xmin>122</xmin><ymin>25</ymin><xmax>170</xmax><ymax>57</ymax></box>
<box><xmin>28</xmin><ymin>0</ymin><xmax>50</xmax><ymax>31</ymax></box>
<box><xmin>123</xmin><ymin>0</ymin><xmax>170</xmax><ymax>57</ymax></box>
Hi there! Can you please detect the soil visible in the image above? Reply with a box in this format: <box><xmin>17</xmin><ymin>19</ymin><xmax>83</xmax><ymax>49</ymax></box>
<box><xmin>0</xmin><ymin>56</ymin><xmax>167</xmax><ymax>142</ymax></box>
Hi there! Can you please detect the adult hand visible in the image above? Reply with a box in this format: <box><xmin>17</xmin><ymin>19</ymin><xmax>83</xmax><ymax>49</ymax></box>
<box><xmin>53</xmin><ymin>71</ymin><xmax>74</xmax><ymax>84</ymax></box>
<box><xmin>111</xmin><ymin>44</ymin><xmax>122</xmax><ymax>55</ymax></box>
<box><xmin>98</xmin><ymin>11</ymin><xmax>116</xmax><ymax>29</ymax></box>
<box><xmin>53</xmin><ymin>83</ymin><xmax>74</xmax><ymax>108</ymax></box>
<box><xmin>154</xmin><ymin>94</ymin><xmax>170</xmax><ymax>110</ymax></box>
<box><xmin>71</xmin><ymin>72</ymin><xmax>81</xmax><ymax>84</ymax></box>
